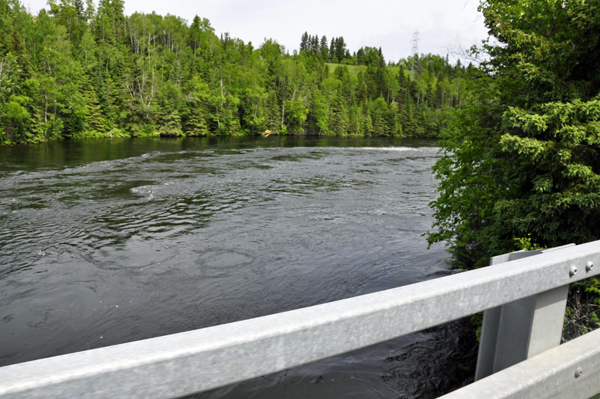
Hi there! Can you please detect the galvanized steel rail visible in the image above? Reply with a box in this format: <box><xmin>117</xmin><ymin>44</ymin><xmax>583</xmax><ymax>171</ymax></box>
<box><xmin>440</xmin><ymin>327</ymin><xmax>600</xmax><ymax>399</ymax></box>
<box><xmin>1</xmin><ymin>241</ymin><xmax>600</xmax><ymax>398</ymax></box>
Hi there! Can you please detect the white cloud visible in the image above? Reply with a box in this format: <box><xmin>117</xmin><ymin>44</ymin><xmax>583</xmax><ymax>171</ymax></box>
<box><xmin>23</xmin><ymin>0</ymin><xmax>488</xmax><ymax>61</ymax></box>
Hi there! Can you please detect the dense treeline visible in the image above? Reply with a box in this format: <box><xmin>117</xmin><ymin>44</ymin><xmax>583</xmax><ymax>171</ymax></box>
<box><xmin>0</xmin><ymin>0</ymin><xmax>469</xmax><ymax>145</ymax></box>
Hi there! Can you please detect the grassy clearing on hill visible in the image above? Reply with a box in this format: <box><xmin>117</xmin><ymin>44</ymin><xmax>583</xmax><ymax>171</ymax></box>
<box><xmin>326</xmin><ymin>63</ymin><xmax>402</xmax><ymax>77</ymax></box>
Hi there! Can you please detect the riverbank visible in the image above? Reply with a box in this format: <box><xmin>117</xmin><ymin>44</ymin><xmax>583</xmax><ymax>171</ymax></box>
<box><xmin>1</xmin><ymin>130</ymin><xmax>444</xmax><ymax>147</ymax></box>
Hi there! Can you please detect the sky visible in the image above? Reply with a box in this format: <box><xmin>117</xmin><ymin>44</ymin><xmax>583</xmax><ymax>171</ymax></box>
<box><xmin>23</xmin><ymin>0</ymin><xmax>489</xmax><ymax>62</ymax></box>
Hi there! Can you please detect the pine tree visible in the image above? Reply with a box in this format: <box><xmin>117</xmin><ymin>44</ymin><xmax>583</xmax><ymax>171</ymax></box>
<box><xmin>357</xmin><ymin>48</ymin><xmax>365</xmax><ymax>65</ymax></box>
<box><xmin>300</xmin><ymin>32</ymin><xmax>308</xmax><ymax>53</ymax></box>
<box><xmin>347</xmin><ymin>104</ymin><xmax>361</xmax><ymax>135</ymax></box>
<box><xmin>329</xmin><ymin>38</ymin><xmax>337</xmax><ymax>63</ymax></box>
<box><xmin>310</xmin><ymin>90</ymin><xmax>330</xmax><ymax>134</ymax></box>
<box><xmin>82</xmin><ymin>75</ymin><xmax>106</xmax><ymax>133</ymax></box>
<box><xmin>320</xmin><ymin>36</ymin><xmax>328</xmax><ymax>60</ymax></box>
<box><xmin>74</xmin><ymin>0</ymin><xmax>85</xmax><ymax>20</ymax></box>
<box><xmin>266</xmin><ymin>90</ymin><xmax>281</xmax><ymax>133</ymax></box>
<box><xmin>362</xmin><ymin>105</ymin><xmax>373</xmax><ymax>135</ymax></box>
<box><xmin>311</xmin><ymin>35</ymin><xmax>319</xmax><ymax>55</ymax></box>
<box><xmin>329</xmin><ymin>95</ymin><xmax>349</xmax><ymax>135</ymax></box>
<box><xmin>0</xmin><ymin>30</ymin><xmax>8</xmax><ymax>56</ymax></box>
<box><xmin>387</xmin><ymin>102</ymin><xmax>401</xmax><ymax>136</ymax></box>
<box><xmin>183</xmin><ymin>99</ymin><xmax>209</xmax><ymax>136</ymax></box>
<box><xmin>402</xmin><ymin>93</ymin><xmax>415</xmax><ymax>136</ymax></box>
<box><xmin>10</xmin><ymin>28</ymin><xmax>31</xmax><ymax>78</ymax></box>
<box><xmin>158</xmin><ymin>109</ymin><xmax>183</xmax><ymax>136</ymax></box>
<box><xmin>371</xmin><ymin>97</ymin><xmax>389</xmax><ymax>136</ymax></box>
<box><xmin>334</xmin><ymin>37</ymin><xmax>346</xmax><ymax>61</ymax></box>
<box><xmin>189</xmin><ymin>16</ymin><xmax>202</xmax><ymax>54</ymax></box>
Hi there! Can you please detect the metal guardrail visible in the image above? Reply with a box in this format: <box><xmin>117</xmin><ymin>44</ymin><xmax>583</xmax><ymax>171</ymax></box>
<box><xmin>1</xmin><ymin>241</ymin><xmax>600</xmax><ymax>398</ymax></box>
<box><xmin>441</xmin><ymin>327</ymin><xmax>600</xmax><ymax>399</ymax></box>
<box><xmin>475</xmin><ymin>244</ymin><xmax>577</xmax><ymax>380</ymax></box>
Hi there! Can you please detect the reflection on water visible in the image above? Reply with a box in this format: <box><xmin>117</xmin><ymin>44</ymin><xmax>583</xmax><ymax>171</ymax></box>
<box><xmin>0</xmin><ymin>136</ymin><xmax>475</xmax><ymax>398</ymax></box>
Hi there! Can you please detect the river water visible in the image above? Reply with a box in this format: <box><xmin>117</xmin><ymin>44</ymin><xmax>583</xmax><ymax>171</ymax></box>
<box><xmin>0</xmin><ymin>136</ymin><xmax>476</xmax><ymax>398</ymax></box>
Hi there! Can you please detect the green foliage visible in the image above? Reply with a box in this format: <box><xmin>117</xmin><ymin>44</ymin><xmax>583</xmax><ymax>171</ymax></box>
<box><xmin>428</xmin><ymin>0</ymin><xmax>600</xmax><ymax>265</ymax></box>
<box><xmin>427</xmin><ymin>0</ymin><xmax>600</xmax><ymax>336</ymax></box>
<box><xmin>564</xmin><ymin>281</ymin><xmax>600</xmax><ymax>341</ymax></box>
<box><xmin>183</xmin><ymin>99</ymin><xmax>209</xmax><ymax>136</ymax></box>
<box><xmin>284</xmin><ymin>97</ymin><xmax>308</xmax><ymax>133</ymax></box>
<box><xmin>0</xmin><ymin>1</ymin><xmax>469</xmax><ymax>145</ymax></box>
<box><xmin>513</xmin><ymin>234</ymin><xmax>545</xmax><ymax>251</ymax></box>
<box><xmin>470</xmin><ymin>312</ymin><xmax>484</xmax><ymax>341</ymax></box>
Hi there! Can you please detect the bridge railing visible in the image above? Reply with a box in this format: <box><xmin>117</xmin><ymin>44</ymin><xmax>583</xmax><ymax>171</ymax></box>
<box><xmin>1</xmin><ymin>241</ymin><xmax>600</xmax><ymax>399</ymax></box>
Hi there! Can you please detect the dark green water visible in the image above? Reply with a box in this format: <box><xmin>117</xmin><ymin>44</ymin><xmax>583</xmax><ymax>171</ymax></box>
<box><xmin>0</xmin><ymin>136</ymin><xmax>475</xmax><ymax>398</ymax></box>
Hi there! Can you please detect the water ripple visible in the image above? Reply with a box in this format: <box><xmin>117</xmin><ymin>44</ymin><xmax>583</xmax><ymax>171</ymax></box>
<box><xmin>0</xmin><ymin>137</ymin><xmax>458</xmax><ymax>398</ymax></box>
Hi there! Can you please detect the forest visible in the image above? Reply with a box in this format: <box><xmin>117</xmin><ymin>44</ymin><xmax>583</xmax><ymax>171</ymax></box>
<box><xmin>0</xmin><ymin>0</ymin><xmax>470</xmax><ymax>145</ymax></box>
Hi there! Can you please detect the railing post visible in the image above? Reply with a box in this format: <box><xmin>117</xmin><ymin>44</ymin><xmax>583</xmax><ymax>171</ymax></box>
<box><xmin>474</xmin><ymin>245</ymin><xmax>574</xmax><ymax>381</ymax></box>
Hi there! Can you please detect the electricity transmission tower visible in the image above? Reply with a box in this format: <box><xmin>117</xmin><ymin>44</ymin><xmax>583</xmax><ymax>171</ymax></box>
<box><xmin>411</xmin><ymin>30</ymin><xmax>420</xmax><ymax>72</ymax></box>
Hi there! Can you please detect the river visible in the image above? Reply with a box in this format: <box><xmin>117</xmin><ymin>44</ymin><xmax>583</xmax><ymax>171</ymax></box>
<box><xmin>0</xmin><ymin>136</ymin><xmax>476</xmax><ymax>398</ymax></box>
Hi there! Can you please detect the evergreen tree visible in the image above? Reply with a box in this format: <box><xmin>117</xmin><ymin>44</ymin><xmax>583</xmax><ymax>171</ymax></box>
<box><xmin>334</xmin><ymin>37</ymin><xmax>346</xmax><ymax>61</ymax></box>
<box><xmin>311</xmin><ymin>35</ymin><xmax>319</xmax><ymax>55</ymax></box>
<box><xmin>347</xmin><ymin>104</ymin><xmax>361</xmax><ymax>135</ymax></box>
<box><xmin>10</xmin><ymin>27</ymin><xmax>31</xmax><ymax>78</ymax></box>
<box><xmin>266</xmin><ymin>90</ymin><xmax>281</xmax><ymax>133</ymax></box>
<box><xmin>357</xmin><ymin>48</ymin><xmax>365</xmax><ymax>65</ymax></box>
<box><xmin>74</xmin><ymin>0</ymin><xmax>84</xmax><ymax>19</ymax></box>
<box><xmin>329</xmin><ymin>37</ymin><xmax>336</xmax><ymax>63</ymax></box>
<box><xmin>320</xmin><ymin>36</ymin><xmax>328</xmax><ymax>60</ymax></box>
<box><xmin>329</xmin><ymin>95</ymin><xmax>348</xmax><ymax>135</ymax></box>
<box><xmin>371</xmin><ymin>97</ymin><xmax>389</xmax><ymax>136</ymax></box>
<box><xmin>362</xmin><ymin>112</ymin><xmax>373</xmax><ymax>136</ymax></box>
<box><xmin>183</xmin><ymin>99</ymin><xmax>208</xmax><ymax>136</ymax></box>
<box><xmin>300</xmin><ymin>32</ymin><xmax>308</xmax><ymax>53</ymax></box>
<box><xmin>402</xmin><ymin>94</ymin><xmax>415</xmax><ymax>136</ymax></box>
<box><xmin>81</xmin><ymin>75</ymin><xmax>106</xmax><ymax>133</ymax></box>
<box><xmin>189</xmin><ymin>16</ymin><xmax>203</xmax><ymax>54</ymax></box>
<box><xmin>0</xmin><ymin>30</ymin><xmax>8</xmax><ymax>56</ymax></box>
<box><xmin>158</xmin><ymin>109</ymin><xmax>183</xmax><ymax>136</ymax></box>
